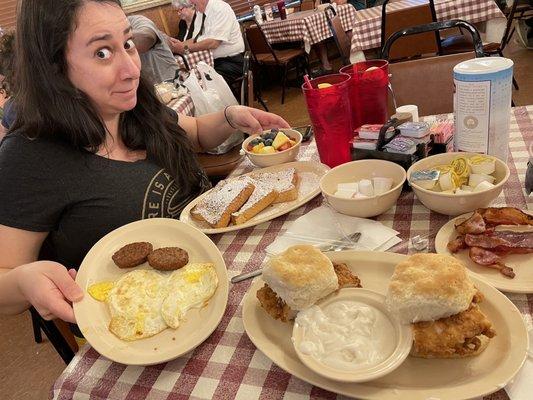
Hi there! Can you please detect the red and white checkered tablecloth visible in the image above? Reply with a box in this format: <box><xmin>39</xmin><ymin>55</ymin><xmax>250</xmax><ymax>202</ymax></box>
<box><xmin>261</xmin><ymin>4</ymin><xmax>357</xmax><ymax>53</ymax></box>
<box><xmin>51</xmin><ymin>106</ymin><xmax>532</xmax><ymax>400</ymax></box>
<box><xmin>167</xmin><ymin>94</ymin><xmax>194</xmax><ymax>116</ymax></box>
<box><xmin>176</xmin><ymin>50</ymin><xmax>214</xmax><ymax>71</ymax></box>
<box><xmin>350</xmin><ymin>0</ymin><xmax>505</xmax><ymax>53</ymax></box>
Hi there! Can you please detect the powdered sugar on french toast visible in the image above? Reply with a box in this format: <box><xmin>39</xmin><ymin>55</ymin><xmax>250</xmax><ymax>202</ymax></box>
<box><xmin>253</xmin><ymin>168</ymin><xmax>296</xmax><ymax>193</ymax></box>
<box><xmin>232</xmin><ymin>185</ymin><xmax>277</xmax><ymax>216</ymax></box>
<box><xmin>193</xmin><ymin>176</ymin><xmax>255</xmax><ymax>225</ymax></box>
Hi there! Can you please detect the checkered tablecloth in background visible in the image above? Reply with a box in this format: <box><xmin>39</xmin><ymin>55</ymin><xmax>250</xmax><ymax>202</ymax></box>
<box><xmin>176</xmin><ymin>50</ymin><xmax>214</xmax><ymax>71</ymax></box>
<box><xmin>350</xmin><ymin>0</ymin><xmax>505</xmax><ymax>53</ymax></box>
<box><xmin>167</xmin><ymin>94</ymin><xmax>194</xmax><ymax>116</ymax></box>
<box><xmin>52</xmin><ymin>107</ymin><xmax>532</xmax><ymax>400</ymax></box>
<box><xmin>261</xmin><ymin>4</ymin><xmax>357</xmax><ymax>53</ymax></box>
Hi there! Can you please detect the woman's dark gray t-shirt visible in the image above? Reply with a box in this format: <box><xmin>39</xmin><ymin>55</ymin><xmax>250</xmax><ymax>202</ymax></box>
<box><xmin>0</xmin><ymin>132</ymin><xmax>210</xmax><ymax>269</ymax></box>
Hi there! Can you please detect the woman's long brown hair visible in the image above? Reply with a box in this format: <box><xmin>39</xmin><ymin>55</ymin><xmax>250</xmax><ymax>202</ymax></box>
<box><xmin>12</xmin><ymin>0</ymin><xmax>204</xmax><ymax>192</ymax></box>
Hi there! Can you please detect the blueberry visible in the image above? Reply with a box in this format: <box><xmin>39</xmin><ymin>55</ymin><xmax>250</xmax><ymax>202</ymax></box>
<box><xmin>250</xmin><ymin>138</ymin><xmax>261</xmax><ymax>146</ymax></box>
<box><xmin>270</xmin><ymin>128</ymin><xmax>279</xmax><ymax>134</ymax></box>
<box><xmin>264</xmin><ymin>139</ymin><xmax>273</xmax><ymax>146</ymax></box>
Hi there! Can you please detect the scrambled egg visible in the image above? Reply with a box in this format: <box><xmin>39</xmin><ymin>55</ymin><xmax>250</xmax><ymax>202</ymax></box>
<box><xmin>90</xmin><ymin>263</ymin><xmax>218</xmax><ymax>341</ymax></box>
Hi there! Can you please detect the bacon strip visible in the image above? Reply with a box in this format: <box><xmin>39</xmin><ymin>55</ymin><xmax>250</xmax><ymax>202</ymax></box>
<box><xmin>447</xmin><ymin>235</ymin><xmax>468</xmax><ymax>253</ymax></box>
<box><xmin>478</xmin><ymin>207</ymin><xmax>533</xmax><ymax>227</ymax></box>
<box><xmin>455</xmin><ymin>211</ymin><xmax>486</xmax><ymax>235</ymax></box>
<box><xmin>469</xmin><ymin>247</ymin><xmax>515</xmax><ymax>278</ymax></box>
<box><xmin>465</xmin><ymin>231</ymin><xmax>533</xmax><ymax>254</ymax></box>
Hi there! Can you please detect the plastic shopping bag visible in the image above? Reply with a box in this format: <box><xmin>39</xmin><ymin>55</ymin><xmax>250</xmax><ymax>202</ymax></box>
<box><xmin>181</xmin><ymin>62</ymin><xmax>243</xmax><ymax>154</ymax></box>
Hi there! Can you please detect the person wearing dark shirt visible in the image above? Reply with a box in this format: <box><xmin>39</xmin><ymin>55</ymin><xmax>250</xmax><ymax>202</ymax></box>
<box><xmin>0</xmin><ymin>0</ymin><xmax>289</xmax><ymax>324</ymax></box>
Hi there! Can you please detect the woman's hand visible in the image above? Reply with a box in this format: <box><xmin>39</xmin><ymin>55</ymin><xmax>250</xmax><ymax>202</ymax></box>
<box><xmin>225</xmin><ymin>105</ymin><xmax>290</xmax><ymax>135</ymax></box>
<box><xmin>16</xmin><ymin>261</ymin><xmax>83</xmax><ymax>323</ymax></box>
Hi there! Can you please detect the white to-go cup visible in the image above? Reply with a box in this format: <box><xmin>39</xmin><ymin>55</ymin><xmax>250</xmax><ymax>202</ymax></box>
<box><xmin>396</xmin><ymin>105</ymin><xmax>419</xmax><ymax>122</ymax></box>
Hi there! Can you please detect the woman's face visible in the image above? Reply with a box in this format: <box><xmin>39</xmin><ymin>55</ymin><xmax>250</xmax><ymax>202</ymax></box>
<box><xmin>66</xmin><ymin>2</ymin><xmax>141</xmax><ymax>120</ymax></box>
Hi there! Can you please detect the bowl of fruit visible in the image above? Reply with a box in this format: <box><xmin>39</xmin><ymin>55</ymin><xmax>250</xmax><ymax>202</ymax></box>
<box><xmin>242</xmin><ymin>128</ymin><xmax>302</xmax><ymax>168</ymax></box>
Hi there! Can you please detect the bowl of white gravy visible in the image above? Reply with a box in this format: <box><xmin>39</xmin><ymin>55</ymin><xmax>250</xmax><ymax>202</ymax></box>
<box><xmin>292</xmin><ymin>288</ymin><xmax>412</xmax><ymax>382</ymax></box>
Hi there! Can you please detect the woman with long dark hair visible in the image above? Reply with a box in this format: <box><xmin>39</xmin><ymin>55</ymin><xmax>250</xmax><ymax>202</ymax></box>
<box><xmin>0</xmin><ymin>0</ymin><xmax>288</xmax><ymax>323</ymax></box>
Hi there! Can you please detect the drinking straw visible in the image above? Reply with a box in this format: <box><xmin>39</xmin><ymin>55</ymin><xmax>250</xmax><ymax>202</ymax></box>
<box><xmin>304</xmin><ymin>74</ymin><xmax>312</xmax><ymax>89</ymax></box>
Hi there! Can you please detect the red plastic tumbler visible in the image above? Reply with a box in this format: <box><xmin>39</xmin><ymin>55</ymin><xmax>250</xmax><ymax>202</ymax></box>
<box><xmin>302</xmin><ymin>74</ymin><xmax>353</xmax><ymax>168</ymax></box>
<box><xmin>339</xmin><ymin>60</ymin><xmax>389</xmax><ymax>131</ymax></box>
<box><xmin>277</xmin><ymin>0</ymin><xmax>287</xmax><ymax>19</ymax></box>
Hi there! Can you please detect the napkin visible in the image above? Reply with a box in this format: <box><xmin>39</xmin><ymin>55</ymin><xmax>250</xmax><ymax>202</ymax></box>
<box><xmin>504</xmin><ymin>326</ymin><xmax>533</xmax><ymax>400</ymax></box>
<box><xmin>266</xmin><ymin>206</ymin><xmax>401</xmax><ymax>255</ymax></box>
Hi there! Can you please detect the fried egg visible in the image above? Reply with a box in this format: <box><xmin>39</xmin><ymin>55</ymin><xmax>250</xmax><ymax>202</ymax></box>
<box><xmin>87</xmin><ymin>281</ymin><xmax>115</xmax><ymax>302</ymax></box>
<box><xmin>107</xmin><ymin>270</ymin><xmax>169</xmax><ymax>341</ymax></box>
<box><xmin>161</xmin><ymin>263</ymin><xmax>218</xmax><ymax>329</ymax></box>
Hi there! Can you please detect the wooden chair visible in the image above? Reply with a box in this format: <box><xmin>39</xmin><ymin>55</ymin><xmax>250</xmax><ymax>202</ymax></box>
<box><xmin>30</xmin><ymin>308</ymin><xmax>77</xmax><ymax>364</ymax></box>
<box><xmin>382</xmin><ymin>20</ymin><xmax>484</xmax><ymax>116</ymax></box>
<box><xmin>325</xmin><ymin>5</ymin><xmax>351</xmax><ymax>66</ymax></box>
<box><xmin>381</xmin><ymin>0</ymin><xmax>477</xmax><ymax>60</ymax></box>
<box><xmin>245</xmin><ymin>23</ymin><xmax>309</xmax><ymax>104</ymax></box>
<box><xmin>380</xmin><ymin>0</ymin><xmax>440</xmax><ymax>60</ymax></box>
<box><xmin>300</xmin><ymin>0</ymin><xmax>314</xmax><ymax>11</ymax></box>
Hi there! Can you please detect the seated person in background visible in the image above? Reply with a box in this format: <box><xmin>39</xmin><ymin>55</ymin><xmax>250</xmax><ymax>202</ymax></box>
<box><xmin>0</xmin><ymin>31</ymin><xmax>16</xmax><ymax>140</ymax></box>
<box><xmin>128</xmin><ymin>14</ymin><xmax>178</xmax><ymax>83</ymax></box>
<box><xmin>168</xmin><ymin>0</ymin><xmax>245</xmax><ymax>86</ymax></box>
<box><xmin>172</xmin><ymin>0</ymin><xmax>198</xmax><ymax>42</ymax></box>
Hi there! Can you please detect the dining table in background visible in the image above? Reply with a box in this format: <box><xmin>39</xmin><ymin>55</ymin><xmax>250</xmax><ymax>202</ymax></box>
<box><xmin>260</xmin><ymin>4</ymin><xmax>357</xmax><ymax>53</ymax></box>
<box><xmin>167</xmin><ymin>93</ymin><xmax>194</xmax><ymax>117</ymax></box>
<box><xmin>175</xmin><ymin>49</ymin><xmax>215</xmax><ymax>72</ymax></box>
<box><xmin>51</xmin><ymin>106</ymin><xmax>532</xmax><ymax>400</ymax></box>
<box><xmin>350</xmin><ymin>0</ymin><xmax>505</xmax><ymax>60</ymax></box>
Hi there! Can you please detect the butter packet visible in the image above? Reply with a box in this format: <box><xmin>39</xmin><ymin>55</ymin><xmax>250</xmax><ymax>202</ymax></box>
<box><xmin>410</xmin><ymin>169</ymin><xmax>440</xmax><ymax>190</ymax></box>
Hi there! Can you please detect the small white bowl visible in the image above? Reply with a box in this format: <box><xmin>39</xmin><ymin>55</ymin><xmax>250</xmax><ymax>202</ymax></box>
<box><xmin>292</xmin><ymin>288</ymin><xmax>412</xmax><ymax>383</ymax></box>
<box><xmin>407</xmin><ymin>152</ymin><xmax>510</xmax><ymax>216</ymax></box>
<box><xmin>320</xmin><ymin>160</ymin><xmax>406</xmax><ymax>218</ymax></box>
<box><xmin>242</xmin><ymin>129</ymin><xmax>302</xmax><ymax>168</ymax></box>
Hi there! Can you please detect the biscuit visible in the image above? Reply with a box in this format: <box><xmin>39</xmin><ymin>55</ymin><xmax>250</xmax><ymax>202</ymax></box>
<box><xmin>147</xmin><ymin>247</ymin><xmax>189</xmax><ymax>271</ymax></box>
<box><xmin>112</xmin><ymin>242</ymin><xmax>153</xmax><ymax>269</ymax></box>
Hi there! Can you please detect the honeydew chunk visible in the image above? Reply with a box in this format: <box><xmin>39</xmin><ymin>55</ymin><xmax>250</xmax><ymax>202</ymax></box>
<box><xmin>352</xmin><ymin>192</ymin><xmax>370</xmax><ymax>199</ymax></box>
<box><xmin>473</xmin><ymin>181</ymin><xmax>495</xmax><ymax>192</ymax></box>
<box><xmin>272</xmin><ymin>132</ymin><xmax>290</xmax><ymax>150</ymax></box>
<box><xmin>416</xmin><ymin>179</ymin><xmax>437</xmax><ymax>190</ymax></box>
<box><xmin>359</xmin><ymin>179</ymin><xmax>374</xmax><ymax>197</ymax></box>
<box><xmin>469</xmin><ymin>173</ymin><xmax>495</xmax><ymax>188</ymax></box>
<box><xmin>373</xmin><ymin>177</ymin><xmax>393</xmax><ymax>195</ymax></box>
<box><xmin>461</xmin><ymin>185</ymin><xmax>474</xmax><ymax>192</ymax></box>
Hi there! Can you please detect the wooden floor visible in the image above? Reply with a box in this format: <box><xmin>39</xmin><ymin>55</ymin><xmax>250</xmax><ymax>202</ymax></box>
<box><xmin>0</xmin><ymin>39</ymin><xmax>531</xmax><ymax>400</ymax></box>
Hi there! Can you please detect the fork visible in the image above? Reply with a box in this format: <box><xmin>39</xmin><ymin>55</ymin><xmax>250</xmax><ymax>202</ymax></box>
<box><xmin>230</xmin><ymin>232</ymin><xmax>361</xmax><ymax>284</ymax></box>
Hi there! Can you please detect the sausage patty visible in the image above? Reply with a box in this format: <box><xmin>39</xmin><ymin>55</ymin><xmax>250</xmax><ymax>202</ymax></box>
<box><xmin>147</xmin><ymin>247</ymin><xmax>189</xmax><ymax>271</ymax></box>
<box><xmin>112</xmin><ymin>242</ymin><xmax>153</xmax><ymax>269</ymax></box>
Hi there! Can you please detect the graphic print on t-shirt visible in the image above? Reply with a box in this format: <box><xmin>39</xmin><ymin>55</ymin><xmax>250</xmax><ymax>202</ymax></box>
<box><xmin>142</xmin><ymin>169</ymin><xmax>187</xmax><ymax>218</ymax></box>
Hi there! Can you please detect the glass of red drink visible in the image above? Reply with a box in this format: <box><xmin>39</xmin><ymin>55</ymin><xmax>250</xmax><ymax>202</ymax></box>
<box><xmin>302</xmin><ymin>74</ymin><xmax>353</xmax><ymax>168</ymax></box>
<box><xmin>339</xmin><ymin>60</ymin><xmax>389</xmax><ymax>130</ymax></box>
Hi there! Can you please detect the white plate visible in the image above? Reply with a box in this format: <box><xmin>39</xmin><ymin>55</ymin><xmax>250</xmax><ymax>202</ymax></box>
<box><xmin>73</xmin><ymin>218</ymin><xmax>229</xmax><ymax>366</ymax></box>
<box><xmin>242</xmin><ymin>251</ymin><xmax>528</xmax><ymax>400</ymax></box>
<box><xmin>180</xmin><ymin>161</ymin><xmax>330</xmax><ymax>234</ymax></box>
<box><xmin>435</xmin><ymin>212</ymin><xmax>533</xmax><ymax>293</ymax></box>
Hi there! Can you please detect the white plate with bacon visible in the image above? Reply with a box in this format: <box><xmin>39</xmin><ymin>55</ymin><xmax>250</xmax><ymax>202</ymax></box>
<box><xmin>180</xmin><ymin>161</ymin><xmax>330</xmax><ymax>234</ymax></box>
<box><xmin>435</xmin><ymin>207</ymin><xmax>533</xmax><ymax>293</ymax></box>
